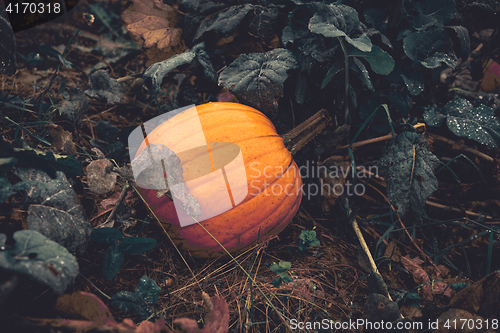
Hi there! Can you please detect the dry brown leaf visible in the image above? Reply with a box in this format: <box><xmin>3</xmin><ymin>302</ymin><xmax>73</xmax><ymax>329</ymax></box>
<box><xmin>383</xmin><ymin>240</ymin><xmax>402</xmax><ymax>262</ymax></box>
<box><xmin>401</xmin><ymin>256</ymin><xmax>433</xmax><ymax>301</ymax></box>
<box><xmin>278</xmin><ymin>278</ymin><xmax>326</xmax><ymax>302</ymax></box>
<box><xmin>121</xmin><ymin>0</ymin><xmax>185</xmax><ymax>61</ymax></box>
<box><xmin>56</xmin><ymin>291</ymin><xmax>114</xmax><ymax>322</ymax></box>
<box><xmin>174</xmin><ymin>294</ymin><xmax>229</xmax><ymax>333</ymax></box>
<box><xmin>433</xmin><ymin>308</ymin><xmax>492</xmax><ymax>333</ymax></box>
<box><xmin>449</xmin><ymin>271</ymin><xmax>500</xmax><ymax>320</ymax></box>
<box><xmin>46</xmin><ymin>124</ymin><xmax>77</xmax><ymax>156</ymax></box>
<box><xmin>401</xmin><ymin>256</ymin><xmax>452</xmax><ymax>301</ymax></box>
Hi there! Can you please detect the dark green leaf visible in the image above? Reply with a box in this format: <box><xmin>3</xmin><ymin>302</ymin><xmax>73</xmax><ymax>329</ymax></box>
<box><xmin>414</xmin><ymin>0</ymin><xmax>456</xmax><ymax>25</ymax></box>
<box><xmin>308</xmin><ymin>4</ymin><xmax>360</xmax><ymax>39</ymax></box>
<box><xmin>192</xmin><ymin>42</ymin><xmax>216</xmax><ymax>82</ymax></box>
<box><xmin>281</xmin><ymin>275</ymin><xmax>293</xmax><ymax>283</ymax></box>
<box><xmin>194</xmin><ymin>4</ymin><xmax>253</xmax><ymax>41</ymax></box>
<box><xmin>218</xmin><ymin>48</ymin><xmax>297</xmax><ymax>118</ymax></box>
<box><xmin>423</xmin><ymin>97</ymin><xmax>500</xmax><ymax>148</ymax></box>
<box><xmin>422</xmin><ymin>105</ymin><xmax>446</xmax><ymax>127</ymax></box>
<box><xmin>119</xmin><ymin>237</ymin><xmax>157</xmax><ymax>255</ymax></box>
<box><xmin>270</xmin><ymin>261</ymin><xmax>292</xmax><ymax>274</ymax></box>
<box><xmin>144</xmin><ymin>53</ymin><xmax>194</xmax><ymax>95</ymax></box>
<box><xmin>377</xmin><ymin>132</ymin><xmax>440</xmax><ymax>217</ymax></box>
<box><xmin>352</xmin><ymin>57</ymin><xmax>374</xmax><ymax>91</ymax></box>
<box><xmin>85</xmin><ymin>70</ymin><xmax>124</xmax><ymax>104</ymax></box>
<box><xmin>144</xmin><ymin>43</ymin><xmax>212</xmax><ymax>94</ymax></box>
<box><xmin>111</xmin><ymin>291</ymin><xmax>151</xmax><ymax>320</ymax></box>
<box><xmin>248</xmin><ymin>5</ymin><xmax>280</xmax><ymax>43</ymax></box>
<box><xmin>0</xmin><ymin>230</ymin><xmax>79</xmax><ymax>295</ymax></box>
<box><xmin>7</xmin><ymin>143</ymin><xmax>83</xmax><ymax>179</ymax></box>
<box><xmin>14</xmin><ymin>169</ymin><xmax>92</xmax><ymax>255</ymax></box>
<box><xmin>0</xmin><ymin>174</ymin><xmax>38</xmax><ymax>204</ymax></box>
<box><xmin>39</xmin><ymin>45</ymin><xmax>72</xmax><ymax>69</ymax></box>
<box><xmin>271</xmin><ymin>276</ymin><xmax>282</xmax><ymax>288</ymax></box>
<box><xmin>444</xmin><ymin>26</ymin><xmax>470</xmax><ymax>59</ymax></box>
<box><xmin>103</xmin><ymin>243</ymin><xmax>124</xmax><ymax>281</ymax></box>
<box><xmin>286</xmin><ymin>3</ymin><xmax>341</xmax><ymax>70</ymax></box>
<box><xmin>135</xmin><ymin>275</ymin><xmax>161</xmax><ymax>305</ymax></box>
<box><xmin>321</xmin><ymin>60</ymin><xmax>344</xmax><ymax>89</ymax></box>
<box><xmin>300</xmin><ymin>230</ymin><xmax>317</xmax><ymax>242</ymax></box>
<box><xmin>403</xmin><ymin>28</ymin><xmax>457</xmax><ymax>69</ymax></box>
<box><xmin>348</xmin><ymin>45</ymin><xmax>394</xmax><ymax>75</ymax></box>
<box><xmin>294</xmin><ymin>71</ymin><xmax>307</xmax><ymax>105</ymax></box>
<box><xmin>364</xmin><ymin>8</ymin><xmax>386</xmax><ymax>32</ymax></box>
<box><xmin>401</xmin><ymin>71</ymin><xmax>424</xmax><ymax>96</ymax></box>
<box><xmin>345</xmin><ymin>34</ymin><xmax>372</xmax><ymax>52</ymax></box>
<box><xmin>91</xmin><ymin>228</ymin><xmax>123</xmax><ymax>245</ymax></box>
<box><xmin>281</xmin><ymin>24</ymin><xmax>294</xmax><ymax>47</ymax></box>
<box><xmin>111</xmin><ymin>275</ymin><xmax>160</xmax><ymax>320</ymax></box>
<box><xmin>388</xmin><ymin>90</ymin><xmax>412</xmax><ymax>116</ymax></box>
<box><xmin>0</xmin><ymin>177</ymin><xmax>15</xmax><ymax>203</ymax></box>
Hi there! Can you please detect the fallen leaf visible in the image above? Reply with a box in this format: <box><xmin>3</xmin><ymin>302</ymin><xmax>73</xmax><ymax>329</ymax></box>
<box><xmin>480</xmin><ymin>59</ymin><xmax>500</xmax><ymax>92</ymax></box>
<box><xmin>278</xmin><ymin>278</ymin><xmax>326</xmax><ymax>302</ymax></box>
<box><xmin>434</xmin><ymin>308</ymin><xmax>489</xmax><ymax>333</ymax></box>
<box><xmin>86</xmin><ymin>159</ymin><xmax>117</xmax><ymax>195</ymax></box>
<box><xmin>174</xmin><ymin>294</ymin><xmax>229</xmax><ymax>333</ymax></box>
<box><xmin>383</xmin><ymin>240</ymin><xmax>402</xmax><ymax>262</ymax></box>
<box><xmin>46</xmin><ymin>124</ymin><xmax>77</xmax><ymax>156</ymax></box>
<box><xmin>449</xmin><ymin>271</ymin><xmax>500</xmax><ymax>319</ymax></box>
<box><xmin>122</xmin><ymin>0</ymin><xmax>183</xmax><ymax>52</ymax></box>
<box><xmin>14</xmin><ymin>168</ymin><xmax>92</xmax><ymax>255</ymax></box>
<box><xmin>401</xmin><ymin>256</ymin><xmax>433</xmax><ymax>300</ymax></box>
<box><xmin>56</xmin><ymin>291</ymin><xmax>114</xmax><ymax>322</ymax></box>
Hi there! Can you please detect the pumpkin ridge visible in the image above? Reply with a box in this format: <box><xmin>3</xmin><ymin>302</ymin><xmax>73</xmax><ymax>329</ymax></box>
<box><xmin>207</xmin><ymin>174</ymin><xmax>302</xmax><ymax>252</ymax></box>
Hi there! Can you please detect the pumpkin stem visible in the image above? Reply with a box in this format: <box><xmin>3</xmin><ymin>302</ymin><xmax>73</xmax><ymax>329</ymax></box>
<box><xmin>282</xmin><ymin>109</ymin><xmax>331</xmax><ymax>155</ymax></box>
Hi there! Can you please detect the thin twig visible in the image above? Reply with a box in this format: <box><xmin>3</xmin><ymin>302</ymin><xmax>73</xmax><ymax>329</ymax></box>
<box><xmin>428</xmin><ymin>133</ymin><xmax>494</xmax><ymax>163</ymax></box>
<box><xmin>96</xmin><ymin>184</ymin><xmax>130</xmax><ymax>228</ymax></box>
<box><xmin>357</xmin><ymin>167</ymin><xmax>497</xmax><ymax>221</ymax></box>
<box><xmin>360</xmin><ymin>180</ymin><xmax>443</xmax><ymax>276</ymax></box>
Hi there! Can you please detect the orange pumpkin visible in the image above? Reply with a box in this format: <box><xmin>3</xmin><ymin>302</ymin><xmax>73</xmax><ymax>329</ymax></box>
<box><xmin>134</xmin><ymin>103</ymin><xmax>313</xmax><ymax>258</ymax></box>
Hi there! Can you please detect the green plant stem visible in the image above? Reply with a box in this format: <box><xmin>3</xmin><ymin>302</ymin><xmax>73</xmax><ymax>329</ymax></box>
<box><xmin>4</xmin><ymin>117</ymin><xmax>51</xmax><ymax>146</ymax></box>
<box><xmin>31</xmin><ymin>21</ymin><xmax>87</xmax><ymax>107</ymax></box>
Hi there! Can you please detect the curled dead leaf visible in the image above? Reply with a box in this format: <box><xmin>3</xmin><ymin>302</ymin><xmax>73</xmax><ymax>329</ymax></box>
<box><xmin>46</xmin><ymin>124</ymin><xmax>77</xmax><ymax>156</ymax></box>
<box><xmin>174</xmin><ymin>294</ymin><xmax>229</xmax><ymax>333</ymax></box>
